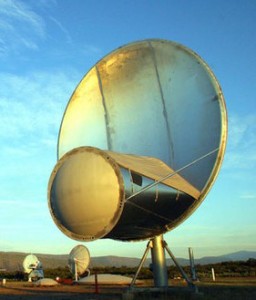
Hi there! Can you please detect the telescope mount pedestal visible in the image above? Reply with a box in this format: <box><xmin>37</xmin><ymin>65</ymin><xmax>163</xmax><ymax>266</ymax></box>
<box><xmin>130</xmin><ymin>235</ymin><xmax>194</xmax><ymax>289</ymax></box>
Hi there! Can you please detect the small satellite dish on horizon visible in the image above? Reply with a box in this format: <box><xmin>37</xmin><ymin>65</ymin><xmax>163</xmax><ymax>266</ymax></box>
<box><xmin>68</xmin><ymin>245</ymin><xmax>90</xmax><ymax>281</ymax></box>
<box><xmin>23</xmin><ymin>254</ymin><xmax>44</xmax><ymax>281</ymax></box>
<box><xmin>47</xmin><ymin>39</ymin><xmax>227</xmax><ymax>288</ymax></box>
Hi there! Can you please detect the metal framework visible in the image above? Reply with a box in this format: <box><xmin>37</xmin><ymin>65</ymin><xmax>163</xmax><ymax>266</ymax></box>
<box><xmin>130</xmin><ymin>235</ymin><xmax>195</xmax><ymax>289</ymax></box>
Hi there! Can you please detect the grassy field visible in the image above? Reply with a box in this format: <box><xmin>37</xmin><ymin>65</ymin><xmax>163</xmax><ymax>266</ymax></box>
<box><xmin>0</xmin><ymin>277</ymin><xmax>255</xmax><ymax>299</ymax></box>
<box><xmin>193</xmin><ymin>277</ymin><xmax>256</xmax><ymax>300</ymax></box>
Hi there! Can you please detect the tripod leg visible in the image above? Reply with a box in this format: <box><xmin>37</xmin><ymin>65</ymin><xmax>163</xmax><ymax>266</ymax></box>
<box><xmin>163</xmin><ymin>240</ymin><xmax>194</xmax><ymax>288</ymax></box>
<box><xmin>130</xmin><ymin>240</ymin><xmax>152</xmax><ymax>287</ymax></box>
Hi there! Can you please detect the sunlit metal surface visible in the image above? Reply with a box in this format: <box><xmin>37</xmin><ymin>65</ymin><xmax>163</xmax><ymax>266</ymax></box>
<box><xmin>48</xmin><ymin>39</ymin><xmax>227</xmax><ymax>242</ymax></box>
<box><xmin>48</xmin><ymin>147</ymin><xmax>125</xmax><ymax>241</ymax></box>
<box><xmin>68</xmin><ymin>245</ymin><xmax>90</xmax><ymax>276</ymax></box>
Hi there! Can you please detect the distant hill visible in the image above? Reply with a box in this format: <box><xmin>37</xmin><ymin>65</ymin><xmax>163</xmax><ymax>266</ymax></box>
<box><xmin>193</xmin><ymin>251</ymin><xmax>256</xmax><ymax>265</ymax></box>
<box><xmin>0</xmin><ymin>250</ymin><xmax>255</xmax><ymax>272</ymax></box>
<box><xmin>0</xmin><ymin>252</ymin><xmax>69</xmax><ymax>272</ymax></box>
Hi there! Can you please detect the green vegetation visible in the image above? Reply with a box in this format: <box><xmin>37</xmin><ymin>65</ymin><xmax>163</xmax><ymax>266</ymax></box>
<box><xmin>0</xmin><ymin>270</ymin><xmax>24</xmax><ymax>280</ymax></box>
<box><xmin>43</xmin><ymin>266</ymin><xmax>73</xmax><ymax>279</ymax></box>
<box><xmin>92</xmin><ymin>259</ymin><xmax>256</xmax><ymax>280</ymax></box>
<box><xmin>0</xmin><ymin>259</ymin><xmax>255</xmax><ymax>281</ymax></box>
<box><xmin>194</xmin><ymin>258</ymin><xmax>256</xmax><ymax>279</ymax></box>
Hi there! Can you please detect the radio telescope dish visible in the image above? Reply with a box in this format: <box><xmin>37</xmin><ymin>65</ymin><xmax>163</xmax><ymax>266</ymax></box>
<box><xmin>23</xmin><ymin>254</ymin><xmax>41</xmax><ymax>273</ymax></box>
<box><xmin>23</xmin><ymin>254</ymin><xmax>44</xmax><ymax>281</ymax></box>
<box><xmin>48</xmin><ymin>39</ymin><xmax>227</xmax><ymax>242</ymax></box>
<box><xmin>68</xmin><ymin>245</ymin><xmax>90</xmax><ymax>281</ymax></box>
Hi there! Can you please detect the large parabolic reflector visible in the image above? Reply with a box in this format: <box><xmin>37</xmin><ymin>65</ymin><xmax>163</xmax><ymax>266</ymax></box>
<box><xmin>48</xmin><ymin>39</ymin><xmax>227</xmax><ymax>242</ymax></box>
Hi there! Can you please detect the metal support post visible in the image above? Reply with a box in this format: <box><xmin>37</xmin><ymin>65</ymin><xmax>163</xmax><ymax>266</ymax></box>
<box><xmin>74</xmin><ymin>260</ymin><xmax>78</xmax><ymax>282</ymax></box>
<box><xmin>188</xmin><ymin>247</ymin><xmax>197</xmax><ymax>281</ymax></box>
<box><xmin>151</xmin><ymin>235</ymin><xmax>168</xmax><ymax>287</ymax></box>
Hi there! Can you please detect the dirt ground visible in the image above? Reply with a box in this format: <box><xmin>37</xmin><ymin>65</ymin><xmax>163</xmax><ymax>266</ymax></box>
<box><xmin>0</xmin><ymin>278</ymin><xmax>256</xmax><ymax>300</ymax></box>
<box><xmin>0</xmin><ymin>282</ymin><xmax>122</xmax><ymax>300</ymax></box>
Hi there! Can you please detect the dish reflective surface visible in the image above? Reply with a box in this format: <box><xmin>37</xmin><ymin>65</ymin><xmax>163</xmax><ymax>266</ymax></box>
<box><xmin>48</xmin><ymin>39</ymin><xmax>227</xmax><ymax>241</ymax></box>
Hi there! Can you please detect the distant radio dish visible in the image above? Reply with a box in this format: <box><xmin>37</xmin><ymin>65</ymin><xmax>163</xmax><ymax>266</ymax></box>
<box><xmin>48</xmin><ymin>39</ymin><xmax>227</xmax><ymax>242</ymax></box>
<box><xmin>23</xmin><ymin>254</ymin><xmax>41</xmax><ymax>274</ymax></box>
<box><xmin>23</xmin><ymin>254</ymin><xmax>44</xmax><ymax>281</ymax></box>
<box><xmin>68</xmin><ymin>245</ymin><xmax>90</xmax><ymax>281</ymax></box>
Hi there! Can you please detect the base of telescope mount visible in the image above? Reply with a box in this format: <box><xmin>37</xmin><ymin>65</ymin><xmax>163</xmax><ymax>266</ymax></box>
<box><xmin>130</xmin><ymin>235</ymin><xmax>195</xmax><ymax>289</ymax></box>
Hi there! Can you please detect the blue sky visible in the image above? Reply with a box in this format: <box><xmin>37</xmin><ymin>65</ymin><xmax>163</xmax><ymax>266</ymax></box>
<box><xmin>0</xmin><ymin>0</ymin><xmax>255</xmax><ymax>260</ymax></box>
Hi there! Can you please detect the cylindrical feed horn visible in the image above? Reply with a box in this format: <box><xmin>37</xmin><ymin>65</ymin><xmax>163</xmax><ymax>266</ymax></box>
<box><xmin>48</xmin><ymin>146</ymin><xmax>201</xmax><ymax>241</ymax></box>
<box><xmin>48</xmin><ymin>147</ymin><xmax>125</xmax><ymax>241</ymax></box>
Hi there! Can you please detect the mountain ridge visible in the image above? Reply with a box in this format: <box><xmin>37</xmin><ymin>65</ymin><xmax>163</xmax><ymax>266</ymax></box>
<box><xmin>0</xmin><ymin>250</ymin><xmax>255</xmax><ymax>272</ymax></box>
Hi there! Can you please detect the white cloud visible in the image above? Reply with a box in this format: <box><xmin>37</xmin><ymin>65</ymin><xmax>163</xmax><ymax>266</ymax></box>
<box><xmin>240</xmin><ymin>194</ymin><xmax>256</xmax><ymax>200</ymax></box>
<box><xmin>228</xmin><ymin>113</ymin><xmax>256</xmax><ymax>148</ymax></box>
<box><xmin>0</xmin><ymin>0</ymin><xmax>46</xmax><ymax>55</ymax></box>
<box><xmin>0</xmin><ymin>0</ymin><xmax>103</xmax><ymax>66</ymax></box>
<box><xmin>0</xmin><ymin>71</ymin><xmax>78</xmax><ymax>145</ymax></box>
<box><xmin>223</xmin><ymin>113</ymin><xmax>256</xmax><ymax>171</ymax></box>
<box><xmin>0</xmin><ymin>0</ymin><xmax>45</xmax><ymax>36</ymax></box>
<box><xmin>0</xmin><ymin>70</ymin><xmax>80</xmax><ymax>203</ymax></box>
<box><xmin>0</xmin><ymin>18</ymin><xmax>14</xmax><ymax>31</ymax></box>
<box><xmin>49</xmin><ymin>16</ymin><xmax>72</xmax><ymax>43</ymax></box>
